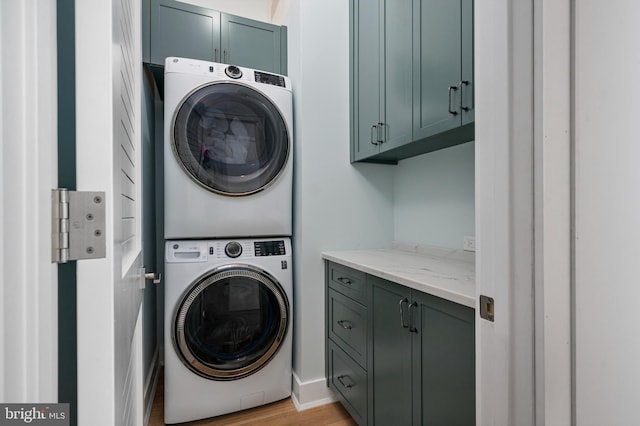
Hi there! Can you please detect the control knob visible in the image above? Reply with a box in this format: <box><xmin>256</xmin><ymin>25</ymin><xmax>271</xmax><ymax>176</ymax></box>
<box><xmin>224</xmin><ymin>241</ymin><xmax>243</xmax><ymax>258</ymax></box>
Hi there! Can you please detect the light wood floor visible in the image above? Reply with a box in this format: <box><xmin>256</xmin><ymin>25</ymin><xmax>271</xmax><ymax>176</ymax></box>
<box><xmin>148</xmin><ymin>370</ymin><xmax>357</xmax><ymax>426</ymax></box>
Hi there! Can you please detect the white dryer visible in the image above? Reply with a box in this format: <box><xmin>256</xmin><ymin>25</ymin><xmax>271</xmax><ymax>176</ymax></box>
<box><xmin>163</xmin><ymin>57</ymin><xmax>293</xmax><ymax>239</ymax></box>
<box><xmin>164</xmin><ymin>238</ymin><xmax>292</xmax><ymax>424</ymax></box>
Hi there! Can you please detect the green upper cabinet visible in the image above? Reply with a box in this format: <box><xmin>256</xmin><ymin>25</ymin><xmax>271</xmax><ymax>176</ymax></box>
<box><xmin>351</xmin><ymin>0</ymin><xmax>413</xmax><ymax>162</ymax></box>
<box><xmin>220</xmin><ymin>13</ymin><xmax>285</xmax><ymax>76</ymax></box>
<box><xmin>350</xmin><ymin>0</ymin><xmax>474</xmax><ymax>164</ymax></box>
<box><xmin>351</xmin><ymin>0</ymin><xmax>381</xmax><ymax>161</ymax></box>
<box><xmin>414</xmin><ymin>0</ymin><xmax>474</xmax><ymax>139</ymax></box>
<box><xmin>149</xmin><ymin>0</ymin><xmax>221</xmax><ymax>66</ymax></box>
<box><xmin>144</xmin><ymin>0</ymin><xmax>287</xmax><ymax>75</ymax></box>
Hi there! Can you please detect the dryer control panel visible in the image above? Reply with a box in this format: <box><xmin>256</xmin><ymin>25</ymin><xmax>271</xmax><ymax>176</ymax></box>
<box><xmin>254</xmin><ymin>240</ymin><xmax>286</xmax><ymax>256</ymax></box>
<box><xmin>254</xmin><ymin>71</ymin><xmax>286</xmax><ymax>87</ymax></box>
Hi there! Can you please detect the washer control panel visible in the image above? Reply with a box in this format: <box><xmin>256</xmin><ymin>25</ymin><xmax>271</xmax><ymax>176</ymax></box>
<box><xmin>167</xmin><ymin>239</ymin><xmax>290</xmax><ymax>262</ymax></box>
<box><xmin>254</xmin><ymin>240</ymin><xmax>286</xmax><ymax>256</ymax></box>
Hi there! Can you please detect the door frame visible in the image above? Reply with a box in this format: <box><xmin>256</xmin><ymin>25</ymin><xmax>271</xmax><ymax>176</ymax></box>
<box><xmin>476</xmin><ymin>0</ymin><xmax>572</xmax><ymax>424</ymax></box>
<box><xmin>0</xmin><ymin>0</ymin><xmax>59</xmax><ymax>403</ymax></box>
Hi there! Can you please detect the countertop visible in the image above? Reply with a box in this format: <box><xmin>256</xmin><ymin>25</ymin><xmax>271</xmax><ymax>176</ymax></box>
<box><xmin>321</xmin><ymin>242</ymin><xmax>476</xmax><ymax>308</ymax></box>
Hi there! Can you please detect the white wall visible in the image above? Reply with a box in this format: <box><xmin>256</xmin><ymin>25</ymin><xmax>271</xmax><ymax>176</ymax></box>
<box><xmin>574</xmin><ymin>2</ymin><xmax>640</xmax><ymax>424</ymax></box>
<box><xmin>284</xmin><ymin>0</ymin><xmax>395</xmax><ymax>405</ymax></box>
<box><xmin>394</xmin><ymin>142</ymin><xmax>475</xmax><ymax>249</ymax></box>
<box><xmin>178</xmin><ymin>0</ymin><xmax>272</xmax><ymax>22</ymax></box>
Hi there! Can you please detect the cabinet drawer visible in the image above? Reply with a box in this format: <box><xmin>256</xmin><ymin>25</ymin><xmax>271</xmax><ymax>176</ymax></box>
<box><xmin>328</xmin><ymin>289</ymin><xmax>367</xmax><ymax>367</ymax></box>
<box><xmin>328</xmin><ymin>341</ymin><xmax>367</xmax><ymax>425</ymax></box>
<box><xmin>327</xmin><ymin>262</ymin><xmax>366</xmax><ymax>304</ymax></box>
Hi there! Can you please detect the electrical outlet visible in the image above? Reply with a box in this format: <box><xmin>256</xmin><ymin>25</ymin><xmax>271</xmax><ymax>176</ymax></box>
<box><xmin>463</xmin><ymin>236</ymin><xmax>476</xmax><ymax>252</ymax></box>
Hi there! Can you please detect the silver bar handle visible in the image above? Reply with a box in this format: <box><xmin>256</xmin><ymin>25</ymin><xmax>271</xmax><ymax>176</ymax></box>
<box><xmin>448</xmin><ymin>86</ymin><xmax>459</xmax><ymax>116</ymax></box>
<box><xmin>337</xmin><ymin>320</ymin><xmax>353</xmax><ymax>330</ymax></box>
<box><xmin>337</xmin><ymin>277</ymin><xmax>353</xmax><ymax>285</ymax></box>
<box><xmin>399</xmin><ymin>298</ymin><xmax>409</xmax><ymax>328</ymax></box>
<box><xmin>408</xmin><ymin>301</ymin><xmax>418</xmax><ymax>333</ymax></box>
<box><xmin>458</xmin><ymin>80</ymin><xmax>470</xmax><ymax>112</ymax></box>
<box><xmin>377</xmin><ymin>122</ymin><xmax>384</xmax><ymax>144</ymax></box>
<box><xmin>223</xmin><ymin>50</ymin><xmax>228</xmax><ymax>63</ymax></box>
<box><xmin>214</xmin><ymin>48</ymin><xmax>219</xmax><ymax>62</ymax></box>
<box><xmin>337</xmin><ymin>375</ymin><xmax>354</xmax><ymax>389</ymax></box>
<box><xmin>371</xmin><ymin>124</ymin><xmax>379</xmax><ymax>145</ymax></box>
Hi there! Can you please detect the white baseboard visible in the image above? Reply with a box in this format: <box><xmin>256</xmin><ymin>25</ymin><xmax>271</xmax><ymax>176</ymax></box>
<box><xmin>143</xmin><ymin>349</ymin><xmax>161</xmax><ymax>426</ymax></box>
<box><xmin>291</xmin><ymin>372</ymin><xmax>337</xmax><ymax>411</ymax></box>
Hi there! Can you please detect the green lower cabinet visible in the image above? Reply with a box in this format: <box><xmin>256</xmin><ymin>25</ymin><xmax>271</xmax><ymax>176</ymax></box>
<box><xmin>369</xmin><ymin>277</ymin><xmax>413</xmax><ymax>425</ymax></box>
<box><xmin>326</xmin><ymin>262</ymin><xmax>475</xmax><ymax>425</ymax></box>
<box><xmin>328</xmin><ymin>341</ymin><xmax>368</xmax><ymax>425</ymax></box>
<box><xmin>412</xmin><ymin>290</ymin><xmax>475</xmax><ymax>426</ymax></box>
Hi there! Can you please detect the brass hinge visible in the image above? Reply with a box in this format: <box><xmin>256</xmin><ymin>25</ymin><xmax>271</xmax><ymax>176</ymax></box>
<box><xmin>52</xmin><ymin>189</ymin><xmax>106</xmax><ymax>263</ymax></box>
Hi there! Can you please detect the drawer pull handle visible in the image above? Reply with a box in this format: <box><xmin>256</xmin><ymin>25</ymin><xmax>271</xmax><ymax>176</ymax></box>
<box><xmin>337</xmin><ymin>277</ymin><xmax>353</xmax><ymax>285</ymax></box>
<box><xmin>337</xmin><ymin>320</ymin><xmax>353</xmax><ymax>330</ymax></box>
<box><xmin>337</xmin><ymin>375</ymin><xmax>354</xmax><ymax>389</ymax></box>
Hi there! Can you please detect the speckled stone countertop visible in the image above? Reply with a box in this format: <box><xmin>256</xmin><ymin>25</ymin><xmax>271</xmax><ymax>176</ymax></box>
<box><xmin>322</xmin><ymin>242</ymin><xmax>476</xmax><ymax>308</ymax></box>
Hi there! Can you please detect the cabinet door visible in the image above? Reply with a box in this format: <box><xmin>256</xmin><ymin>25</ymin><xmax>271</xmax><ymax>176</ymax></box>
<box><xmin>412</xmin><ymin>291</ymin><xmax>475</xmax><ymax>426</ymax></box>
<box><xmin>351</xmin><ymin>0</ymin><xmax>382</xmax><ymax>161</ymax></box>
<box><xmin>369</xmin><ymin>276</ymin><xmax>413</xmax><ymax>425</ymax></box>
<box><xmin>221</xmin><ymin>13</ymin><xmax>283</xmax><ymax>74</ymax></box>
<box><xmin>150</xmin><ymin>0</ymin><xmax>221</xmax><ymax>66</ymax></box>
<box><xmin>413</xmin><ymin>0</ymin><xmax>463</xmax><ymax>140</ymax></box>
<box><xmin>379</xmin><ymin>0</ymin><xmax>414</xmax><ymax>152</ymax></box>
<box><xmin>460</xmin><ymin>0</ymin><xmax>474</xmax><ymax>125</ymax></box>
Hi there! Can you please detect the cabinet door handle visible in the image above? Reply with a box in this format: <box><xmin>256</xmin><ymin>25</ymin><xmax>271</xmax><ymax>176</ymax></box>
<box><xmin>448</xmin><ymin>86</ymin><xmax>459</xmax><ymax>116</ymax></box>
<box><xmin>399</xmin><ymin>297</ymin><xmax>409</xmax><ymax>328</ymax></box>
<box><xmin>337</xmin><ymin>320</ymin><xmax>353</xmax><ymax>330</ymax></box>
<box><xmin>337</xmin><ymin>277</ymin><xmax>353</xmax><ymax>285</ymax></box>
<box><xmin>337</xmin><ymin>375</ymin><xmax>354</xmax><ymax>389</ymax></box>
<box><xmin>214</xmin><ymin>48</ymin><xmax>219</xmax><ymax>62</ymax></box>
<box><xmin>223</xmin><ymin>50</ymin><xmax>228</xmax><ymax>63</ymax></box>
<box><xmin>377</xmin><ymin>122</ymin><xmax>384</xmax><ymax>144</ymax></box>
<box><xmin>458</xmin><ymin>80</ymin><xmax>470</xmax><ymax>112</ymax></box>
<box><xmin>408</xmin><ymin>301</ymin><xmax>418</xmax><ymax>333</ymax></box>
<box><xmin>370</xmin><ymin>124</ymin><xmax>379</xmax><ymax>145</ymax></box>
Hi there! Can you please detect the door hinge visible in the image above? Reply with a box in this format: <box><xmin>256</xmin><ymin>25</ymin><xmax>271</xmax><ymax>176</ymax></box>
<box><xmin>52</xmin><ymin>188</ymin><xmax>106</xmax><ymax>264</ymax></box>
<box><xmin>479</xmin><ymin>295</ymin><xmax>495</xmax><ymax>322</ymax></box>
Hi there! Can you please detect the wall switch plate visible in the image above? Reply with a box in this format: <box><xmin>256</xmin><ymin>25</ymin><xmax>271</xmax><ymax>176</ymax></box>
<box><xmin>463</xmin><ymin>236</ymin><xmax>476</xmax><ymax>252</ymax></box>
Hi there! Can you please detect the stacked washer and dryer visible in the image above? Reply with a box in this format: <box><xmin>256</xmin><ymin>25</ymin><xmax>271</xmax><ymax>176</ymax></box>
<box><xmin>162</xmin><ymin>57</ymin><xmax>294</xmax><ymax>424</ymax></box>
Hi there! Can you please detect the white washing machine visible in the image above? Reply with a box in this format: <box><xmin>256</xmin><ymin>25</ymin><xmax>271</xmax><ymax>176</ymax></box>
<box><xmin>163</xmin><ymin>57</ymin><xmax>293</xmax><ymax>239</ymax></box>
<box><xmin>164</xmin><ymin>238</ymin><xmax>293</xmax><ymax>424</ymax></box>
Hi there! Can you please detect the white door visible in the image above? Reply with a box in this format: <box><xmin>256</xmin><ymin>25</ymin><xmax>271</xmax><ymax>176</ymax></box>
<box><xmin>75</xmin><ymin>0</ymin><xmax>145</xmax><ymax>425</ymax></box>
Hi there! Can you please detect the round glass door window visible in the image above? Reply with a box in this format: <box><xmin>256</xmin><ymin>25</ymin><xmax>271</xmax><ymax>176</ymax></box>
<box><xmin>172</xmin><ymin>82</ymin><xmax>290</xmax><ymax>196</ymax></box>
<box><xmin>173</xmin><ymin>264</ymin><xmax>289</xmax><ymax>380</ymax></box>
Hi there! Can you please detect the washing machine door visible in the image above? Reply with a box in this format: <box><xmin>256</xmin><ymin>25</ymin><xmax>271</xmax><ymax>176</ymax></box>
<box><xmin>173</xmin><ymin>264</ymin><xmax>289</xmax><ymax>380</ymax></box>
<box><xmin>172</xmin><ymin>81</ymin><xmax>290</xmax><ymax>196</ymax></box>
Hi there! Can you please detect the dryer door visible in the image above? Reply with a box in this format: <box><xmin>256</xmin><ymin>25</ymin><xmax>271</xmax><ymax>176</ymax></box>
<box><xmin>173</xmin><ymin>264</ymin><xmax>289</xmax><ymax>380</ymax></box>
<box><xmin>171</xmin><ymin>81</ymin><xmax>290</xmax><ymax>196</ymax></box>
